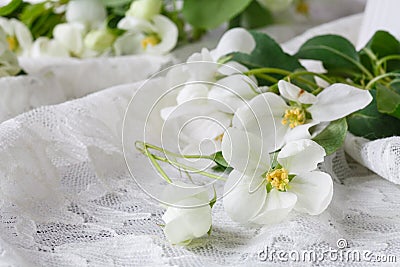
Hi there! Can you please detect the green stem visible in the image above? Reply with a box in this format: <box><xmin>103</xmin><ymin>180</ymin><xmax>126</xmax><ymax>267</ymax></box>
<box><xmin>376</xmin><ymin>55</ymin><xmax>400</xmax><ymax>69</ymax></box>
<box><xmin>152</xmin><ymin>155</ymin><xmax>226</xmax><ymax>181</ymax></box>
<box><xmin>144</xmin><ymin>148</ymin><xmax>173</xmax><ymax>183</ymax></box>
<box><xmin>135</xmin><ymin>141</ymin><xmax>226</xmax><ymax>182</ymax></box>
<box><xmin>136</xmin><ymin>141</ymin><xmax>214</xmax><ymax>160</ymax></box>
<box><xmin>244</xmin><ymin>68</ymin><xmax>292</xmax><ymax>76</ymax></box>
<box><xmin>288</xmin><ymin>71</ymin><xmax>334</xmax><ymax>85</ymax></box>
<box><xmin>365</xmin><ymin>73</ymin><xmax>400</xmax><ymax>89</ymax></box>
<box><xmin>254</xmin><ymin>73</ymin><xmax>279</xmax><ymax>83</ymax></box>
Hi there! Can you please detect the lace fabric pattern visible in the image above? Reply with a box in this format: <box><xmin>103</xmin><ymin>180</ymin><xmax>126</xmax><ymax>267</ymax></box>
<box><xmin>0</xmin><ymin>79</ymin><xmax>399</xmax><ymax>267</ymax></box>
<box><xmin>0</xmin><ymin>14</ymin><xmax>399</xmax><ymax>267</ymax></box>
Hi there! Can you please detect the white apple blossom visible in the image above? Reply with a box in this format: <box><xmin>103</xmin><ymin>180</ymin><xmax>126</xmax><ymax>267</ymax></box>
<box><xmin>161</xmin><ymin>184</ymin><xmax>212</xmax><ymax>245</ymax></box>
<box><xmin>0</xmin><ymin>17</ymin><xmax>32</xmax><ymax>56</ymax></box>
<box><xmin>0</xmin><ymin>27</ymin><xmax>20</xmax><ymax>77</ymax></box>
<box><xmin>53</xmin><ymin>23</ymin><xmax>98</xmax><ymax>58</ymax></box>
<box><xmin>232</xmin><ymin>80</ymin><xmax>373</xmax><ymax>150</ymax></box>
<box><xmin>66</xmin><ymin>0</ymin><xmax>107</xmax><ymax>29</ymax></box>
<box><xmin>159</xmin><ymin>28</ymin><xmax>258</xmax><ymax>155</ymax></box>
<box><xmin>30</xmin><ymin>37</ymin><xmax>69</xmax><ymax>58</ymax></box>
<box><xmin>222</xmin><ymin>133</ymin><xmax>333</xmax><ymax>225</ymax></box>
<box><xmin>115</xmin><ymin>14</ymin><xmax>178</xmax><ymax>55</ymax></box>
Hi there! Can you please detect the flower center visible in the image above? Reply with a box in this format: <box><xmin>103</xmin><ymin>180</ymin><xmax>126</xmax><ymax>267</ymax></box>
<box><xmin>282</xmin><ymin>107</ymin><xmax>306</xmax><ymax>129</ymax></box>
<box><xmin>266</xmin><ymin>168</ymin><xmax>289</xmax><ymax>191</ymax></box>
<box><xmin>141</xmin><ymin>35</ymin><xmax>160</xmax><ymax>49</ymax></box>
<box><xmin>214</xmin><ymin>133</ymin><xmax>224</xmax><ymax>142</ymax></box>
<box><xmin>6</xmin><ymin>36</ymin><xmax>18</xmax><ymax>51</ymax></box>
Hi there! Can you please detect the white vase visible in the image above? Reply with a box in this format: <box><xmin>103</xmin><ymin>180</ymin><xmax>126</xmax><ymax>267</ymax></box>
<box><xmin>357</xmin><ymin>0</ymin><xmax>400</xmax><ymax>49</ymax></box>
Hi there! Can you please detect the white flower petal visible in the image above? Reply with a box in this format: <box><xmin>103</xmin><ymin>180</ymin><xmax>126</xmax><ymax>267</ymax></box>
<box><xmin>278</xmin><ymin>139</ymin><xmax>326</xmax><ymax>174</ymax></box>
<box><xmin>179</xmin><ymin>110</ymin><xmax>231</xmax><ymax>142</ymax></box>
<box><xmin>221</xmin><ymin>128</ymin><xmax>270</xmax><ymax>174</ymax></box>
<box><xmin>278</xmin><ymin>80</ymin><xmax>317</xmax><ymax>104</ymax></box>
<box><xmin>217</xmin><ymin>61</ymin><xmax>249</xmax><ymax>76</ymax></box>
<box><xmin>113</xmin><ymin>32</ymin><xmax>143</xmax><ymax>56</ymax></box>
<box><xmin>232</xmin><ymin>93</ymin><xmax>289</xmax><ymax>151</ymax></box>
<box><xmin>30</xmin><ymin>37</ymin><xmax>70</xmax><ymax>58</ymax></box>
<box><xmin>308</xmin><ymin>83</ymin><xmax>373</xmax><ymax>122</ymax></box>
<box><xmin>223</xmin><ymin>170</ymin><xmax>266</xmax><ymax>224</ymax></box>
<box><xmin>0</xmin><ymin>17</ymin><xmax>12</xmax><ymax>36</ymax></box>
<box><xmin>250</xmin><ymin>189</ymin><xmax>297</xmax><ymax>225</ymax></box>
<box><xmin>11</xmin><ymin>19</ymin><xmax>32</xmax><ymax>52</ymax></box>
<box><xmin>186</xmin><ymin>48</ymin><xmax>217</xmax><ymax>81</ymax></box>
<box><xmin>289</xmin><ymin>171</ymin><xmax>333</xmax><ymax>215</ymax></box>
<box><xmin>146</xmin><ymin>15</ymin><xmax>178</xmax><ymax>55</ymax></box>
<box><xmin>117</xmin><ymin>17</ymin><xmax>156</xmax><ymax>32</ymax></box>
<box><xmin>210</xmin><ymin>28</ymin><xmax>255</xmax><ymax>61</ymax></box>
<box><xmin>283</xmin><ymin>121</ymin><xmax>317</xmax><ymax>144</ymax></box>
<box><xmin>176</xmin><ymin>84</ymin><xmax>209</xmax><ymax>105</ymax></box>
<box><xmin>66</xmin><ymin>0</ymin><xmax>106</xmax><ymax>27</ymax></box>
<box><xmin>208</xmin><ymin>74</ymin><xmax>258</xmax><ymax>113</ymax></box>
<box><xmin>163</xmin><ymin>197</ymin><xmax>212</xmax><ymax>245</ymax></box>
<box><xmin>53</xmin><ymin>23</ymin><xmax>85</xmax><ymax>55</ymax></box>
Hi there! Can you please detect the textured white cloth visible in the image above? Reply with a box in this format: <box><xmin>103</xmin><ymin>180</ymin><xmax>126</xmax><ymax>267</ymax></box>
<box><xmin>0</xmin><ymin>13</ymin><xmax>399</xmax><ymax>267</ymax></box>
<box><xmin>0</xmin><ymin>55</ymin><xmax>169</xmax><ymax>122</ymax></box>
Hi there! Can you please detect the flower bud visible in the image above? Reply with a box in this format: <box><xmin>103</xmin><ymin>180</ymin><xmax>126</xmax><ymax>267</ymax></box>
<box><xmin>126</xmin><ymin>0</ymin><xmax>162</xmax><ymax>20</ymax></box>
<box><xmin>84</xmin><ymin>29</ymin><xmax>116</xmax><ymax>52</ymax></box>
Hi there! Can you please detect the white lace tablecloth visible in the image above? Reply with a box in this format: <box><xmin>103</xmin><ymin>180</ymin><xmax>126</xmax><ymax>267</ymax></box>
<box><xmin>0</xmin><ymin>14</ymin><xmax>399</xmax><ymax>267</ymax></box>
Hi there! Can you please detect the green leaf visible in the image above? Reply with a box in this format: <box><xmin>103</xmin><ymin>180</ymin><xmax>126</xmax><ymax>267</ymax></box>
<box><xmin>360</xmin><ymin>31</ymin><xmax>400</xmax><ymax>72</ymax></box>
<box><xmin>0</xmin><ymin>0</ymin><xmax>22</xmax><ymax>16</ymax></box>
<box><xmin>389</xmin><ymin>79</ymin><xmax>400</xmax><ymax>94</ymax></box>
<box><xmin>211</xmin><ymin>151</ymin><xmax>229</xmax><ymax>168</ymax></box>
<box><xmin>230</xmin><ymin>31</ymin><xmax>304</xmax><ymax>85</ymax></box>
<box><xmin>312</xmin><ymin>118</ymin><xmax>348</xmax><ymax>155</ymax></box>
<box><xmin>20</xmin><ymin>3</ymin><xmax>46</xmax><ymax>27</ymax></box>
<box><xmin>209</xmin><ymin>186</ymin><xmax>217</xmax><ymax>209</ymax></box>
<box><xmin>295</xmin><ymin>34</ymin><xmax>363</xmax><ymax>77</ymax></box>
<box><xmin>239</xmin><ymin>1</ymin><xmax>273</xmax><ymax>29</ymax></box>
<box><xmin>182</xmin><ymin>0</ymin><xmax>252</xmax><ymax>29</ymax></box>
<box><xmin>347</xmin><ymin>89</ymin><xmax>400</xmax><ymax>140</ymax></box>
<box><xmin>376</xmin><ymin>84</ymin><xmax>400</xmax><ymax>119</ymax></box>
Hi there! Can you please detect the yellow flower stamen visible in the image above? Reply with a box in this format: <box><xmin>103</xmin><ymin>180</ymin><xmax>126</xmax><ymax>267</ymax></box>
<box><xmin>282</xmin><ymin>107</ymin><xmax>306</xmax><ymax>129</ymax></box>
<box><xmin>7</xmin><ymin>36</ymin><xmax>18</xmax><ymax>52</ymax></box>
<box><xmin>141</xmin><ymin>35</ymin><xmax>160</xmax><ymax>49</ymax></box>
<box><xmin>266</xmin><ymin>168</ymin><xmax>289</xmax><ymax>191</ymax></box>
<box><xmin>214</xmin><ymin>133</ymin><xmax>224</xmax><ymax>142</ymax></box>
<box><xmin>296</xmin><ymin>0</ymin><xmax>309</xmax><ymax>15</ymax></box>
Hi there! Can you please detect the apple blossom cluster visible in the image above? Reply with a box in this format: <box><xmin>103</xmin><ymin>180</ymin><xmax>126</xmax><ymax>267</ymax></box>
<box><xmin>0</xmin><ymin>26</ymin><xmax>20</xmax><ymax>77</ymax></box>
<box><xmin>0</xmin><ymin>0</ymin><xmax>178</xmax><ymax>58</ymax></box>
<box><xmin>157</xmin><ymin>28</ymin><xmax>373</xmax><ymax>245</ymax></box>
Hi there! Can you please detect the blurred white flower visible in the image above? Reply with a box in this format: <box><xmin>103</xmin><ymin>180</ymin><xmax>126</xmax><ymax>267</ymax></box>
<box><xmin>30</xmin><ymin>37</ymin><xmax>69</xmax><ymax>58</ymax></box>
<box><xmin>66</xmin><ymin>0</ymin><xmax>107</xmax><ymax>29</ymax></box>
<box><xmin>0</xmin><ymin>27</ymin><xmax>20</xmax><ymax>77</ymax></box>
<box><xmin>115</xmin><ymin>14</ymin><xmax>178</xmax><ymax>55</ymax></box>
<box><xmin>222</xmin><ymin>136</ymin><xmax>333</xmax><ymax>225</ymax></box>
<box><xmin>256</xmin><ymin>0</ymin><xmax>294</xmax><ymax>12</ymax></box>
<box><xmin>162</xmin><ymin>184</ymin><xmax>212</xmax><ymax>245</ymax></box>
<box><xmin>126</xmin><ymin>0</ymin><xmax>162</xmax><ymax>20</ymax></box>
<box><xmin>53</xmin><ymin>23</ymin><xmax>97</xmax><ymax>58</ymax></box>
<box><xmin>232</xmin><ymin>80</ymin><xmax>373</xmax><ymax>150</ymax></box>
<box><xmin>0</xmin><ymin>17</ymin><xmax>32</xmax><ymax>56</ymax></box>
